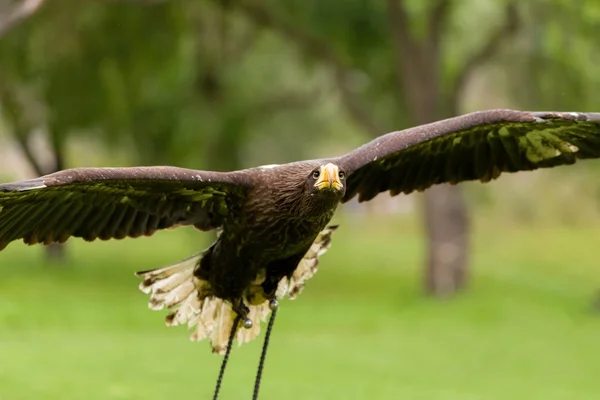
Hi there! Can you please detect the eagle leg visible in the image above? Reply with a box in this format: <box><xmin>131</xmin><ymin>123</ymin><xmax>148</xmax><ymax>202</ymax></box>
<box><xmin>232</xmin><ymin>299</ymin><xmax>253</xmax><ymax>329</ymax></box>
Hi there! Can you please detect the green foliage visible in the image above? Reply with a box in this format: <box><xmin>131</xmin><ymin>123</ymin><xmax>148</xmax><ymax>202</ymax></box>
<box><xmin>502</xmin><ymin>0</ymin><xmax>600</xmax><ymax>112</ymax></box>
<box><xmin>1</xmin><ymin>0</ymin><xmax>596</xmax><ymax>170</ymax></box>
<box><xmin>0</xmin><ymin>0</ymin><xmax>348</xmax><ymax>171</ymax></box>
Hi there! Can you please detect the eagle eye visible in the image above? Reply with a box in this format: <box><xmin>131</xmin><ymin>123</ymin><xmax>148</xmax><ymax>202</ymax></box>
<box><xmin>312</xmin><ymin>170</ymin><xmax>320</xmax><ymax>179</ymax></box>
<box><xmin>338</xmin><ymin>171</ymin><xmax>345</xmax><ymax>179</ymax></box>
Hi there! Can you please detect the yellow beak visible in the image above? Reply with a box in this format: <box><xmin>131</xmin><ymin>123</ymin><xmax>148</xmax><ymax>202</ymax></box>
<box><xmin>314</xmin><ymin>163</ymin><xmax>343</xmax><ymax>191</ymax></box>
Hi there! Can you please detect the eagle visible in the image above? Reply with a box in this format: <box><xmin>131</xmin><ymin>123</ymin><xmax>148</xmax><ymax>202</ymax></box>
<box><xmin>1</xmin><ymin>108</ymin><xmax>600</xmax><ymax>364</ymax></box>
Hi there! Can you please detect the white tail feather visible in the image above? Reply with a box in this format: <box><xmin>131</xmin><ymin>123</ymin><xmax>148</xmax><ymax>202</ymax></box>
<box><xmin>136</xmin><ymin>225</ymin><xmax>338</xmax><ymax>354</ymax></box>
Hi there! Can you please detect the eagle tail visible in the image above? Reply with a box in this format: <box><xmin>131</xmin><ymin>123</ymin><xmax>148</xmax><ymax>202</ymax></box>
<box><xmin>135</xmin><ymin>248</ymin><xmax>267</xmax><ymax>354</ymax></box>
<box><xmin>135</xmin><ymin>225</ymin><xmax>338</xmax><ymax>354</ymax></box>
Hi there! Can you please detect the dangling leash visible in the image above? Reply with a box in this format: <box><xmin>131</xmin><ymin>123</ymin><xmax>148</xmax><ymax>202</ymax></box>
<box><xmin>212</xmin><ymin>314</ymin><xmax>242</xmax><ymax>400</ymax></box>
<box><xmin>212</xmin><ymin>299</ymin><xmax>279</xmax><ymax>400</ymax></box>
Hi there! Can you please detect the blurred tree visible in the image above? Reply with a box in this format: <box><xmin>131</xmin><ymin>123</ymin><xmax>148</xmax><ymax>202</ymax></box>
<box><xmin>0</xmin><ymin>0</ymin><xmax>344</xmax><ymax>261</ymax></box>
<box><xmin>228</xmin><ymin>0</ymin><xmax>519</xmax><ymax>297</ymax></box>
<box><xmin>503</xmin><ymin>0</ymin><xmax>600</xmax><ymax>112</ymax></box>
<box><xmin>0</xmin><ymin>0</ymin><xmax>65</xmax><ymax>261</ymax></box>
<box><xmin>467</xmin><ymin>0</ymin><xmax>600</xmax><ymax>221</ymax></box>
<box><xmin>493</xmin><ymin>0</ymin><xmax>600</xmax><ymax>310</ymax></box>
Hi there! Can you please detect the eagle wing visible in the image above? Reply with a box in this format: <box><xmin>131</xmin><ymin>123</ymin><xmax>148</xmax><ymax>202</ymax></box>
<box><xmin>336</xmin><ymin>109</ymin><xmax>600</xmax><ymax>202</ymax></box>
<box><xmin>0</xmin><ymin>166</ymin><xmax>252</xmax><ymax>250</ymax></box>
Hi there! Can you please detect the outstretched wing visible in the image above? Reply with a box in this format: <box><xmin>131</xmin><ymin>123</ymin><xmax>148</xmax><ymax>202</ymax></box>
<box><xmin>0</xmin><ymin>166</ymin><xmax>252</xmax><ymax>250</ymax></box>
<box><xmin>337</xmin><ymin>109</ymin><xmax>600</xmax><ymax>202</ymax></box>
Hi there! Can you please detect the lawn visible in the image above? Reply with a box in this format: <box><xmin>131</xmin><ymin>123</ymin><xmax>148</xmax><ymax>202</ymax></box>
<box><xmin>0</xmin><ymin>213</ymin><xmax>599</xmax><ymax>400</ymax></box>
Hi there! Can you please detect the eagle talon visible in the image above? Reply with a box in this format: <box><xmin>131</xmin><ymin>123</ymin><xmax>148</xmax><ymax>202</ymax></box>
<box><xmin>233</xmin><ymin>300</ymin><xmax>252</xmax><ymax>329</ymax></box>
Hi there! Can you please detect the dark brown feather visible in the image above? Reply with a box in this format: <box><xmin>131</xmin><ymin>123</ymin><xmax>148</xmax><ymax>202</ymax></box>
<box><xmin>336</xmin><ymin>110</ymin><xmax>600</xmax><ymax>202</ymax></box>
<box><xmin>0</xmin><ymin>166</ymin><xmax>252</xmax><ymax>249</ymax></box>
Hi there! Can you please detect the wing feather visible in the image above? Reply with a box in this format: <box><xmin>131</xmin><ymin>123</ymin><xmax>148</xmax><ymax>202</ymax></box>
<box><xmin>486</xmin><ymin>130</ymin><xmax>507</xmax><ymax>177</ymax></box>
<box><xmin>100</xmin><ymin>203</ymin><xmax>127</xmax><ymax>241</ymax></box>
<box><xmin>336</xmin><ymin>110</ymin><xmax>600</xmax><ymax>202</ymax></box>
<box><xmin>54</xmin><ymin>201</ymin><xmax>87</xmax><ymax>243</ymax></box>
<box><xmin>496</xmin><ymin>127</ymin><xmax>522</xmax><ymax>171</ymax></box>
<box><xmin>130</xmin><ymin>211</ymin><xmax>150</xmax><ymax>238</ymax></box>
<box><xmin>115</xmin><ymin>207</ymin><xmax>138</xmax><ymax>240</ymax></box>
<box><xmin>93</xmin><ymin>202</ymin><xmax>119</xmax><ymax>240</ymax></box>
<box><xmin>475</xmin><ymin>134</ymin><xmax>492</xmax><ymax>181</ymax></box>
<box><xmin>0</xmin><ymin>203</ymin><xmax>37</xmax><ymax>243</ymax></box>
<box><xmin>0</xmin><ymin>166</ymin><xmax>252</xmax><ymax>250</ymax></box>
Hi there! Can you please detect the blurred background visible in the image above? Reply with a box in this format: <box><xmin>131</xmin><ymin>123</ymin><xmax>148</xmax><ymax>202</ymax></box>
<box><xmin>1</xmin><ymin>0</ymin><xmax>600</xmax><ymax>399</ymax></box>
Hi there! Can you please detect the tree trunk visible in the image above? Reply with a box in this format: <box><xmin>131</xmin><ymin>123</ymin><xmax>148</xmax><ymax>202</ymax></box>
<box><xmin>43</xmin><ymin>125</ymin><xmax>68</xmax><ymax>263</ymax></box>
<box><xmin>414</xmin><ymin>92</ymin><xmax>469</xmax><ymax>298</ymax></box>
<box><xmin>423</xmin><ymin>185</ymin><xmax>469</xmax><ymax>297</ymax></box>
<box><xmin>414</xmin><ymin>105</ymin><xmax>469</xmax><ymax>298</ymax></box>
<box><xmin>45</xmin><ymin>243</ymin><xmax>67</xmax><ymax>262</ymax></box>
<box><xmin>410</xmin><ymin>100</ymin><xmax>469</xmax><ymax>298</ymax></box>
<box><xmin>396</xmin><ymin>65</ymin><xmax>470</xmax><ymax>298</ymax></box>
<box><xmin>385</xmin><ymin>0</ymin><xmax>470</xmax><ymax>298</ymax></box>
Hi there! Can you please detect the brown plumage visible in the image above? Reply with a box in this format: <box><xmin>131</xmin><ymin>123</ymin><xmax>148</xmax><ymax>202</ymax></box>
<box><xmin>1</xmin><ymin>109</ymin><xmax>600</xmax><ymax>352</ymax></box>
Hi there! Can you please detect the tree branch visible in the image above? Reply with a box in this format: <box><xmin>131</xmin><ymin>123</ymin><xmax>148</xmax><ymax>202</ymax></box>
<box><xmin>448</xmin><ymin>2</ymin><xmax>519</xmax><ymax>106</ymax></box>
<box><xmin>12</xmin><ymin>128</ymin><xmax>45</xmax><ymax>176</ymax></box>
<box><xmin>0</xmin><ymin>0</ymin><xmax>46</xmax><ymax>39</ymax></box>
<box><xmin>49</xmin><ymin>125</ymin><xmax>65</xmax><ymax>171</ymax></box>
<box><xmin>0</xmin><ymin>84</ymin><xmax>45</xmax><ymax>175</ymax></box>
<box><xmin>232</xmin><ymin>1</ymin><xmax>339</xmax><ymax>65</ymax></box>
<box><xmin>230</xmin><ymin>0</ymin><xmax>385</xmax><ymax>136</ymax></box>
<box><xmin>333</xmin><ymin>69</ymin><xmax>384</xmax><ymax>136</ymax></box>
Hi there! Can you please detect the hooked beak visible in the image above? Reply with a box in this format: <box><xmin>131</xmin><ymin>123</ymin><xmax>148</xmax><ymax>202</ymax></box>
<box><xmin>314</xmin><ymin>163</ymin><xmax>343</xmax><ymax>191</ymax></box>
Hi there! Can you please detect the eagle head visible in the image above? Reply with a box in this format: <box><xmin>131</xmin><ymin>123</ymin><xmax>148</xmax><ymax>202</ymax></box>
<box><xmin>308</xmin><ymin>163</ymin><xmax>346</xmax><ymax>197</ymax></box>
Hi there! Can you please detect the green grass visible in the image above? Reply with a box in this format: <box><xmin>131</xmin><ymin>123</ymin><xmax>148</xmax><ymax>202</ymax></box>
<box><xmin>1</xmin><ymin>214</ymin><xmax>599</xmax><ymax>399</ymax></box>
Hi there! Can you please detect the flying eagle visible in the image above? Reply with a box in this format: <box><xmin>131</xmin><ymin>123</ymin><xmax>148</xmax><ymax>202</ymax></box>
<box><xmin>1</xmin><ymin>109</ymin><xmax>600</xmax><ymax>355</ymax></box>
